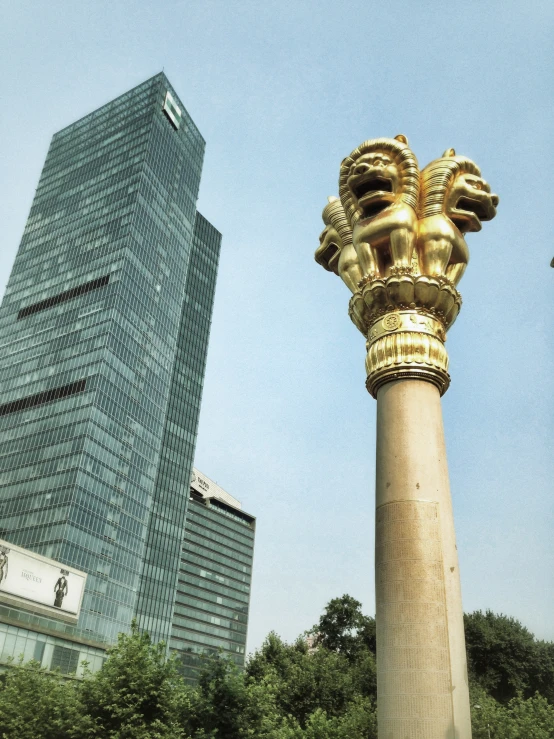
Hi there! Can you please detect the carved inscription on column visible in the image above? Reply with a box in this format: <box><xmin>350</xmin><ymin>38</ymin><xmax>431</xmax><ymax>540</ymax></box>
<box><xmin>376</xmin><ymin>500</ymin><xmax>454</xmax><ymax>738</ymax></box>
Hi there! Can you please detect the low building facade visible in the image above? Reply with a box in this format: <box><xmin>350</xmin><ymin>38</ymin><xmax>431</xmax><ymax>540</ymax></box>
<box><xmin>0</xmin><ymin>539</ymin><xmax>106</xmax><ymax>675</ymax></box>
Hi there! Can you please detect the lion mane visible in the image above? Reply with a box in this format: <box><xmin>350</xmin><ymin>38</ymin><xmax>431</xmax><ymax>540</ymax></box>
<box><xmin>318</xmin><ymin>197</ymin><xmax>363</xmax><ymax>295</ymax></box>
<box><xmin>419</xmin><ymin>151</ymin><xmax>481</xmax><ymax>219</ymax></box>
<box><xmin>339</xmin><ymin>137</ymin><xmax>420</xmax><ymax>226</ymax></box>
<box><xmin>322</xmin><ymin>197</ymin><xmax>353</xmax><ymax>248</ymax></box>
<box><xmin>416</xmin><ymin>149</ymin><xmax>485</xmax><ymax>286</ymax></box>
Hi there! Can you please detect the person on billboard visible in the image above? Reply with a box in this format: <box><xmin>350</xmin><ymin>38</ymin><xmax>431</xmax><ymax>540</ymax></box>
<box><xmin>54</xmin><ymin>570</ymin><xmax>69</xmax><ymax>608</ymax></box>
<box><xmin>0</xmin><ymin>549</ymin><xmax>8</xmax><ymax>585</ymax></box>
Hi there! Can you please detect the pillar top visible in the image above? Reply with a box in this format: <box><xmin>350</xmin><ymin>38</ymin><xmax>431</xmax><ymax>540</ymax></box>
<box><xmin>316</xmin><ymin>136</ymin><xmax>498</xmax><ymax>396</ymax></box>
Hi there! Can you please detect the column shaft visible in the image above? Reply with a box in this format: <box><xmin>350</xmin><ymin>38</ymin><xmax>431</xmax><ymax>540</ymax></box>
<box><xmin>375</xmin><ymin>379</ymin><xmax>471</xmax><ymax>739</ymax></box>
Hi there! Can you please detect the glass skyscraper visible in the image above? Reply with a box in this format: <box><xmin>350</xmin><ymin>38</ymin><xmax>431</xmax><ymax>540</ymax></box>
<box><xmin>0</xmin><ymin>74</ymin><xmax>221</xmax><ymax>646</ymax></box>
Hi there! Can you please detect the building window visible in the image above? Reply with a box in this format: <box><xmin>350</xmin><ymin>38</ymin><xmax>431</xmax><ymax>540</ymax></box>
<box><xmin>50</xmin><ymin>645</ymin><xmax>80</xmax><ymax>674</ymax></box>
<box><xmin>18</xmin><ymin>274</ymin><xmax>110</xmax><ymax>320</ymax></box>
<box><xmin>0</xmin><ymin>379</ymin><xmax>87</xmax><ymax>417</ymax></box>
<box><xmin>33</xmin><ymin>640</ymin><xmax>46</xmax><ymax>664</ymax></box>
<box><xmin>163</xmin><ymin>91</ymin><xmax>182</xmax><ymax>130</ymax></box>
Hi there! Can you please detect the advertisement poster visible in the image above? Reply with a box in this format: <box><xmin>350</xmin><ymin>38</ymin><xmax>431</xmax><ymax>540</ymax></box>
<box><xmin>0</xmin><ymin>539</ymin><xmax>86</xmax><ymax>617</ymax></box>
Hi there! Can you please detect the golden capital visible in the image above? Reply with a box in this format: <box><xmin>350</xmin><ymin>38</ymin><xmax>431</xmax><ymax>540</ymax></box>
<box><xmin>368</xmin><ymin>310</ymin><xmax>446</xmax><ymax>346</ymax></box>
<box><xmin>365</xmin><ymin>310</ymin><xmax>450</xmax><ymax>398</ymax></box>
<box><xmin>315</xmin><ymin>137</ymin><xmax>498</xmax><ymax>397</ymax></box>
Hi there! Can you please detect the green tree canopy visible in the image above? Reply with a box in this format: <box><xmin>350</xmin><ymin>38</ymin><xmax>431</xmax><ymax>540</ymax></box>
<box><xmin>465</xmin><ymin>610</ymin><xmax>554</xmax><ymax>704</ymax></box>
<box><xmin>0</xmin><ymin>658</ymin><xmax>85</xmax><ymax>739</ymax></box>
<box><xmin>246</xmin><ymin>631</ymin><xmax>376</xmax><ymax>729</ymax></box>
<box><xmin>0</xmin><ymin>602</ymin><xmax>552</xmax><ymax>738</ymax></box>
<box><xmin>311</xmin><ymin>595</ymin><xmax>376</xmax><ymax>659</ymax></box>
<box><xmin>78</xmin><ymin>621</ymin><xmax>190</xmax><ymax>739</ymax></box>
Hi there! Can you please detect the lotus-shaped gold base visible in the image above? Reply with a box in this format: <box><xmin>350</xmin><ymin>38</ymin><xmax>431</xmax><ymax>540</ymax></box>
<box><xmin>347</xmin><ymin>275</ymin><xmax>459</xmax><ymax>397</ymax></box>
<box><xmin>349</xmin><ymin>274</ymin><xmax>462</xmax><ymax>337</ymax></box>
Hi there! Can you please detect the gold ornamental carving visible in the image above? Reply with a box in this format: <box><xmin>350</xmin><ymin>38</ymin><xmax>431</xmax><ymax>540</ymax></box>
<box><xmin>315</xmin><ymin>136</ymin><xmax>498</xmax><ymax>397</ymax></box>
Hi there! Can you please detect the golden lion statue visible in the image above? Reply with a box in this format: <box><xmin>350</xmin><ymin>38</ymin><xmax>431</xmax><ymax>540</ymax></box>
<box><xmin>417</xmin><ymin>148</ymin><xmax>499</xmax><ymax>285</ymax></box>
<box><xmin>315</xmin><ymin>196</ymin><xmax>361</xmax><ymax>294</ymax></box>
<box><xmin>339</xmin><ymin>135</ymin><xmax>420</xmax><ymax>282</ymax></box>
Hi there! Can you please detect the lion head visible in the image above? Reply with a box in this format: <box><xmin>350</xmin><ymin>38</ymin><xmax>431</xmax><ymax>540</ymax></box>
<box><xmin>339</xmin><ymin>135</ymin><xmax>420</xmax><ymax>226</ymax></box>
<box><xmin>419</xmin><ymin>148</ymin><xmax>499</xmax><ymax>232</ymax></box>
<box><xmin>315</xmin><ymin>197</ymin><xmax>353</xmax><ymax>275</ymax></box>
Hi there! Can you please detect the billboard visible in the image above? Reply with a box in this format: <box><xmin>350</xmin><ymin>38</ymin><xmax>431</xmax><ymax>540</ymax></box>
<box><xmin>191</xmin><ymin>467</ymin><xmax>242</xmax><ymax>510</ymax></box>
<box><xmin>0</xmin><ymin>539</ymin><xmax>86</xmax><ymax>622</ymax></box>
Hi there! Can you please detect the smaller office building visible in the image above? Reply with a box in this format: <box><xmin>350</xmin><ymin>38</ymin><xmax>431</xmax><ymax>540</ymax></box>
<box><xmin>0</xmin><ymin>539</ymin><xmax>106</xmax><ymax>675</ymax></box>
<box><xmin>171</xmin><ymin>468</ymin><xmax>255</xmax><ymax>682</ymax></box>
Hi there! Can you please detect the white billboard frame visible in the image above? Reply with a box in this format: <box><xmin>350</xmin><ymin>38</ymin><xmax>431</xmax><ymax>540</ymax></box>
<box><xmin>0</xmin><ymin>538</ymin><xmax>87</xmax><ymax>624</ymax></box>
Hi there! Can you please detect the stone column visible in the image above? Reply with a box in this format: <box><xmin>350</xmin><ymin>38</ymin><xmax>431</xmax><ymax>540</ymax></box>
<box><xmin>362</xmin><ymin>304</ymin><xmax>471</xmax><ymax>738</ymax></box>
<box><xmin>314</xmin><ymin>136</ymin><xmax>498</xmax><ymax>739</ymax></box>
<box><xmin>375</xmin><ymin>378</ymin><xmax>471</xmax><ymax>738</ymax></box>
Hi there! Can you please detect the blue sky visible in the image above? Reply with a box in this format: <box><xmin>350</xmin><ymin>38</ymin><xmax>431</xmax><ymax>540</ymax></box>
<box><xmin>1</xmin><ymin>0</ymin><xmax>553</xmax><ymax>652</ymax></box>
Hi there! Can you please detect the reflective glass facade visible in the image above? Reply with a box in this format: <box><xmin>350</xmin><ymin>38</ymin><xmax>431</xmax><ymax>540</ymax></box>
<box><xmin>0</xmin><ymin>616</ymin><xmax>105</xmax><ymax>677</ymax></box>
<box><xmin>135</xmin><ymin>215</ymin><xmax>221</xmax><ymax>643</ymax></box>
<box><xmin>0</xmin><ymin>74</ymin><xmax>221</xmax><ymax>646</ymax></box>
<box><xmin>171</xmin><ymin>482</ymin><xmax>255</xmax><ymax>683</ymax></box>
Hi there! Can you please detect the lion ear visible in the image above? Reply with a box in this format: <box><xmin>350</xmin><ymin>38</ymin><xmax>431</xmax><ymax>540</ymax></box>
<box><xmin>394</xmin><ymin>134</ymin><xmax>408</xmax><ymax>144</ymax></box>
<box><xmin>443</xmin><ymin>148</ymin><xmax>456</xmax><ymax>157</ymax></box>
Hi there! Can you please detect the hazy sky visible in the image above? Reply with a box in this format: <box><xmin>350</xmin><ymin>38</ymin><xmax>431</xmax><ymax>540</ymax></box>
<box><xmin>1</xmin><ymin>0</ymin><xmax>553</xmax><ymax>652</ymax></box>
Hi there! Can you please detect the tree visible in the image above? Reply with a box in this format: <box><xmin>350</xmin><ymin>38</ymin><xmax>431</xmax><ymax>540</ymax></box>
<box><xmin>465</xmin><ymin>610</ymin><xmax>548</xmax><ymax>703</ymax></box>
<box><xmin>246</xmin><ymin>631</ymin><xmax>376</xmax><ymax>730</ymax></box>
<box><xmin>185</xmin><ymin>650</ymin><xmax>301</xmax><ymax>739</ymax></box>
<box><xmin>312</xmin><ymin>595</ymin><xmax>376</xmax><ymax>660</ymax></box>
<box><xmin>79</xmin><ymin>621</ymin><xmax>190</xmax><ymax>738</ymax></box>
<box><xmin>0</xmin><ymin>658</ymin><xmax>87</xmax><ymax>739</ymax></box>
<box><xmin>499</xmin><ymin>693</ymin><xmax>554</xmax><ymax>739</ymax></box>
<box><xmin>533</xmin><ymin>640</ymin><xmax>554</xmax><ymax>704</ymax></box>
<box><xmin>1</xmin><ymin>601</ymin><xmax>553</xmax><ymax>738</ymax></box>
<box><xmin>470</xmin><ymin>685</ymin><xmax>554</xmax><ymax>739</ymax></box>
<box><xmin>186</xmin><ymin>654</ymin><xmax>251</xmax><ymax>738</ymax></box>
